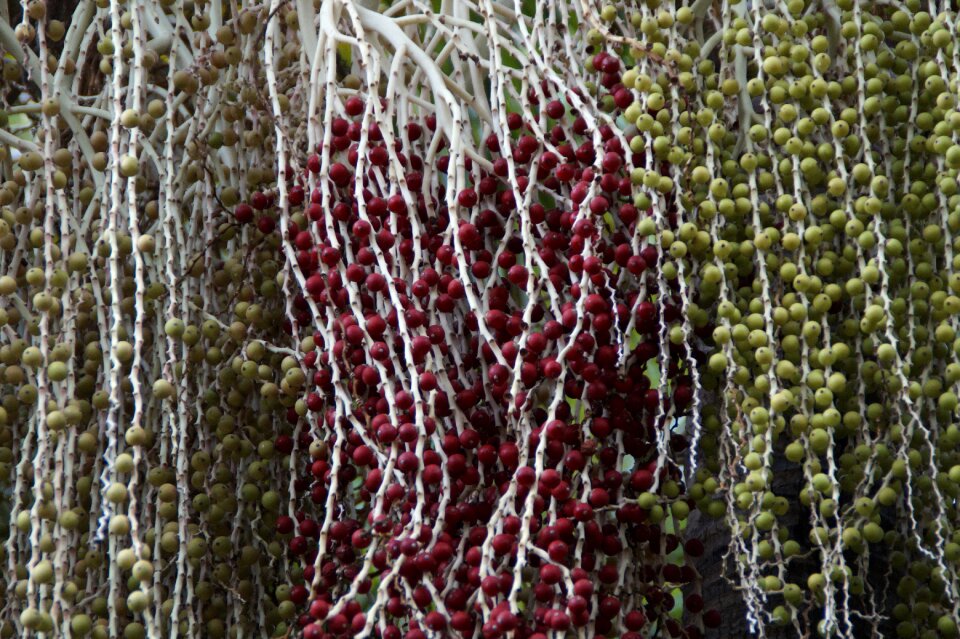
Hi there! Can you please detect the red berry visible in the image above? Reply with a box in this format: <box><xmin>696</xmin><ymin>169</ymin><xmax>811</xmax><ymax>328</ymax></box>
<box><xmin>250</xmin><ymin>191</ymin><xmax>270</xmax><ymax>210</ymax></box>
<box><xmin>458</xmin><ymin>188</ymin><xmax>478</xmax><ymax>208</ymax></box>
<box><xmin>289</xmin><ymin>184</ymin><xmax>305</xmax><ymax>206</ymax></box>
<box><xmin>507</xmin><ymin>264</ymin><xmax>529</xmax><ymax>286</ymax></box>
<box><xmin>703</xmin><ymin>609</ymin><xmax>722</xmax><ymax>628</ymax></box>
<box><xmin>345</xmin><ymin>96</ymin><xmax>364</xmax><ymax>116</ymax></box>
<box><xmin>498</xmin><ymin>442</ymin><xmax>519</xmax><ymax>469</ymax></box>
<box><xmin>329</xmin><ymin>163</ymin><xmax>351</xmax><ymax>187</ymax></box>
<box><xmin>234</xmin><ymin>203</ymin><xmax>253</xmax><ymax>224</ymax></box>
<box><xmin>397</xmin><ymin>451</ymin><xmax>419</xmax><ymax>473</ymax></box>
<box><xmin>424</xmin><ymin>612</ymin><xmax>447</xmax><ymax>631</ymax></box>
<box><xmin>545</xmin><ymin>100</ymin><xmax>565</xmax><ymax>119</ymax></box>
<box><xmin>547</xmin><ymin>540</ymin><xmax>568</xmax><ymax>562</ymax></box>
<box><xmin>257</xmin><ymin>215</ymin><xmax>276</xmax><ymax>234</ymax></box>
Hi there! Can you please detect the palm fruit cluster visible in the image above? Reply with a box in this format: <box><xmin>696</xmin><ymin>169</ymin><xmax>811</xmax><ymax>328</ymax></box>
<box><xmin>1</xmin><ymin>0</ymin><xmax>959</xmax><ymax>638</ymax></box>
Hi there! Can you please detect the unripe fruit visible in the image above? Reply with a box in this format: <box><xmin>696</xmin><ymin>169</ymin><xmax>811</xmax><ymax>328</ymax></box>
<box><xmin>119</xmin><ymin>155</ymin><xmax>139</xmax><ymax>177</ymax></box>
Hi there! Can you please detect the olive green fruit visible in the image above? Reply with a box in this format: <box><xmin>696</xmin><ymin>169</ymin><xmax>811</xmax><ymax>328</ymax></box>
<box><xmin>119</xmin><ymin>155</ymin><xmax>139</xmax><ymax>177</ymax></box>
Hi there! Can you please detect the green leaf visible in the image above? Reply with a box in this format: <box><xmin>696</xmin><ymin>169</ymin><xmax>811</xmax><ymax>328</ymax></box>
<box><xmin>500</xmin><ymin>47</ymin><xmax>522</xmax><ymax>71</ymax></box>
<box><xmin>469</xmin><ymin>109</ymin><xmax>483</xmax><ymax>146</ymax></box>
<box><xmin>646</xmin><ymin>357</ymin><xmax>660</xmax><ymax>387</ymax></box>
<box><xmin>670</xmin><ymin>588</ymin><xmax>684</xmax><ymax>619</ymax></box>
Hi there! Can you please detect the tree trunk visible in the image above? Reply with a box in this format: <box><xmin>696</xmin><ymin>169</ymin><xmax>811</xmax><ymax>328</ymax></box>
<box><xmin>686</xmin><ymin>450</ymin><xmax>901</xmax><ymax>639</ymax></box>
<box><xmin>685</xmin><ymin>456</ymin><xmax>813</xmax><ymax>638</ymax></box>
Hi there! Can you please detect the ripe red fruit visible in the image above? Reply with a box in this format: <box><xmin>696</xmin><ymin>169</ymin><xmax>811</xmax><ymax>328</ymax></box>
<box><xmin>584</xmin><ymin>293</ymin><xmax>607</xmax><ymax>314</ymax></box>
<box><xmin>369</xmin><ymin>146</ymin><xmax>388</xmax><ymax>166</ymax></box>
<box><xmin>294</xmin><ymin>231</ymin><xmax>313</xmax><ymax>250</ymax></box>
<box><xmin>573</xmin><ymin>579</ymin><xmax>593</xmax><ymax>599</ymax></box>
<box><xmin>309</xmin><ymin>599</ymin><xmax>330</xmax><ymax>620</ymax></box>
<box><xmin>601</xmin><ymin>151</ymin><xmax>622</xmax><ymax>173</ymax></box>
<box><xmin>451</xmin><ymin>612</ymin><xmax>474</xmax><ymax>632</ymax></box>
<box><xmin>492</xmin><ymin>533</ymin><xmax>514</xmax><ymax>556</ymax></box>
<box><xmin>365</xmin><ymin>273</ymin><xmax>386</xmax><ymax>292</ymax></box>
<box><xmin>363</xmin><ymin>469</ymin><xmax>382</xmax><ymax>491</ymax></box>
<box><xmin>328</xmin><ymin>613</ymin><xmax>349</xmax><ymax>633</ymax></box>
<box><xmin>588</xmin><ymin>487</ymin><xmax>610</xmax><ymax>508</ymax></box>
<box><xmin>276</xmin><ymin>516</ymin><xmax>294</xmax><ymax>534</ymax></box>
<box><xmin>289</xmin><ymin>584</ymin><xmax>309</xmax><ymax>605</ymax></box>
<box><xmin>387</xmin><ymin>194</ymin><xmax>407</xmax><ymax>215</ymax></box>
<box><xmin>548</xmin><ymin>611</ymin><xmax>570</xmax><ymax>631</ymax></box>
<box><xmin>465</xmin><ymin>261</ymin><xmax>489</xmax><ymax>281</ymax></box>
<box><xmin>234</xmin><ymin>203</ymin><xmax>253</xmax><ymax>223</ymax></box>
<box><xmin>589</xmin><ymin>195</ymin><xmax>609</xmax><ymax>216</ymax></box>
<box><xmin>481</xmin><ymin>575</ymin><xmax>500</xmax><ymax>597</ymax></box>
<box><xmin>674</xmin><ymin>384</ymin><xmax>693</xmax><ymax>407</ymax></box>
<box><xmin>685</xmin><ymin>593</ymin><xmax>704</xmax><ymax>614</ymax></box>
<box><xmin>626</xmin><ymin>255</ymin><xmax>647</xmax><ymax>275</ymax></box>
<box><xmin>251</xmin><ymin>191</ymin><xmax>270</xmax><ymax>210</ymax></box>
<box><xmin>397</xmin><ymin>451</ymin><xmax>419</xmax><ymax>473</ymax></box>
<box><xmin>703</xmin><ymin>609</ymin><xmax>722</xmax><ymax>628</ymax></box>
<box><xmin>418</xmin><ymin>372</ymin><xmax>437</xmax><ymax>391</ymax></box>
<box><xmin>345</xmin><ymin>96</ymin><xmax>364</xmax><ymax>116</ymax></box>
<box><xmin>329</xmin><ymin>163</ymin><xmax>351</xmax><ymax>187</ymax></box>
<box><xmin>572</xmin><ymin>501</ymin><xmax>593</xmax><ymax>522</ymax></box>
<box><xmin>458</xmin><ymin>188</ymin><xmax>478</xmax><ymax>207</ymax></box>
<box><xmin>518</xmin><ymin>135</ymin><xmax>538</xmax><ymax>154</ymax></box>
<box><xmin>507</xmin><ymin>264</ymin><xmax>529</xmax><ymax>286</ymax></box>
<box><xmin>547</xmin><ymin>540</ymin><xmax>568</xmax><ymax>562</ymax></box>
<box><xmin>684</xmin><ymin>538</ymin><xmax>705</xmax><ymax>557</ymax></box>
<box><xmin>307</xmin><ymin>393</ymin><xmax>323</xmax><ymax>413</ymax></box>
<box><xmin>539</xmin><ymin>564</ymin><xmax>562</xmax><ymax>584</ymax></box>
<box><xmin>352</xmin><ymin>219</ymin><xmax>371</xmax><ymax>237</ymax></box>
<box><xmin>487</xmin><ymin>364</ymin><xmax>510</xmax><ymax>384</ymax></box>
<box><xmin>289</xmin><ymin>536</ymin><xmax>307</xmax><ymax>555</ymax></box>
<box><xmin>347</xmin><ymin>612</ymin><xmax>365</xmax><ymax>633</ymax></box>
<box><xmin>424</xmin><ymin>612</ymin><xmax>447</xmax><ymax>631</ymax></box>
<box><xmin>541</xmin><ymin>359</ymin><xmax>562</xmax><ymax>379</ymax></box>
<box><xmin>495</xmin><ymin>609</ymin><xmax>518</xmax><ymax>630</ymax></box>
<box><xmin>458</xmin><ymin>223</ymin><xmax>481</xmax><ymax>248</ymax></box>
<box><xmin>288</xmin><ymin>184</ymin><xmax>305</xmax><ymax>206</ymax></box>
<box><xmin>398</xmin><ymin>422</ymin><xmax>418</xmax><ymax>442</ymax></box>
<box><xmin>352</xmin><ymin>445</ymin><xmax>373</xmax><ymax>466</ymax></box>
<box><xmin>498</xmin><ymin>442</ymin><xmax>519</xmax><ymax>469</ymax></box>
<box><xmin>376</xmin><ymin>426</ymin><xmax>397</xmax><ymax>447</ymax></box>
<box><xmin>631</xmin><ymin>468</ymin><xmax>654</xmax><ymax>491</ymax></box>
<box><xmin>540</xmin><ymin>469</ymin><xmax>561</xmax><ymax>489</ymax></box>
<box><xmin>566</xmin><ymin>595</ymin><xmax>588</xmax><ymax>614</ymax></box>
<box><xmin>624</xmin><ymin>610</ymin><xmax>646</xmax><ymax>631</ymax></box>
<box><xmin>404</xmin><ymin>122</ymin><xmax>422</xmax><ymax>141</ymax></box>
<box><xmin>275</xmin><ymin>435</ymin><xmax>294</xmax><ymax>454</ymax></box>
<box><xmin>599</xmin><ymin>595</ymin><xmax>621</xmax><ymax>617</ymax></box>
<box><xmin>545</xmin><ymin>100</ymin><xmax>565</xmax><ymax>119</ymax></box>
<box><xmin>635</xmin><ymin>300</ymin><xmax>657</xmax><ymax>323</ymax></box>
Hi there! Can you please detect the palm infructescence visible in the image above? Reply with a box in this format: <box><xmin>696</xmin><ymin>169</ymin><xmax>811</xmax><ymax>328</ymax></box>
<box><xmin>0</xmin><ymin>0</ymin><xmax>959</xmax><ymax>638</ymax></box>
